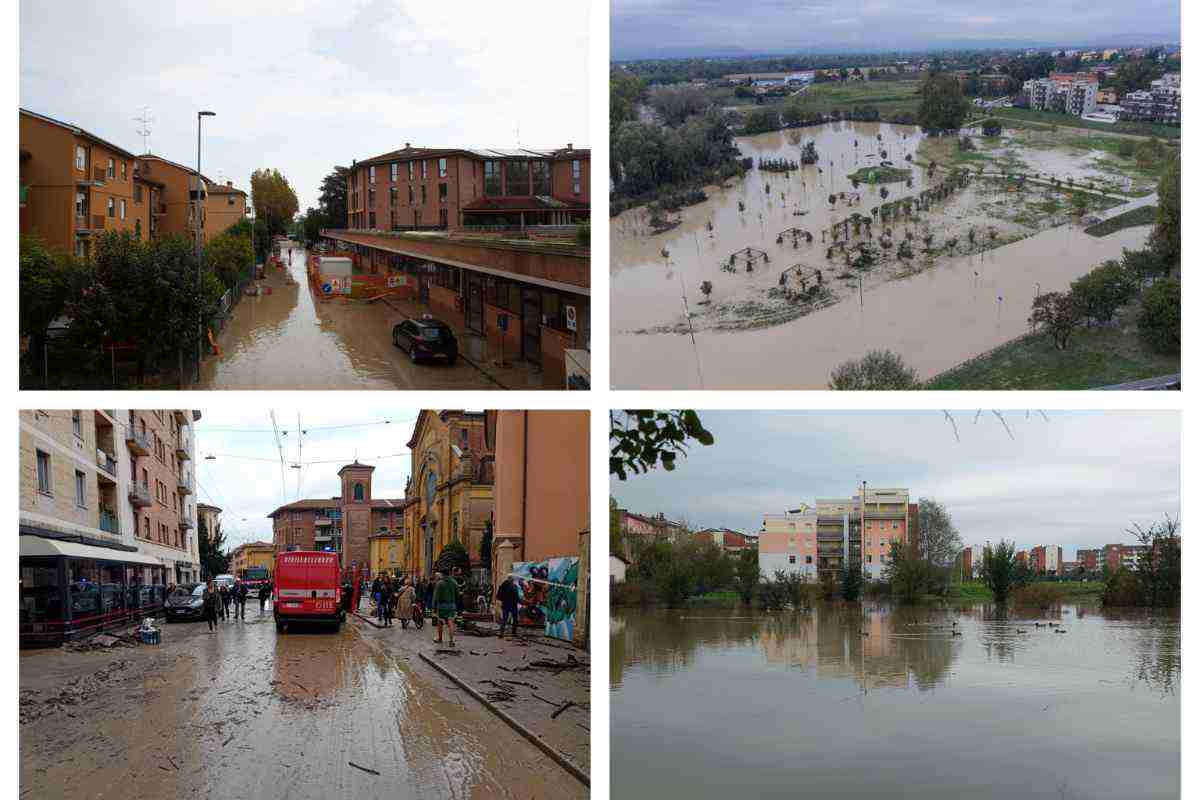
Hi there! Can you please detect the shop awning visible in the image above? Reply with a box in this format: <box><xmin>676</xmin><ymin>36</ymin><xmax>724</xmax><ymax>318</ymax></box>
<box><xmin>19</xmin><ymin>535</ymin><xmax>163</xmax><ymax>566</ymax></box>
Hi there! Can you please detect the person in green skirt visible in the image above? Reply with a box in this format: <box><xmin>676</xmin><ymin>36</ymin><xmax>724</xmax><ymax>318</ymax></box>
<box><xmin>432</xmin><ymin>571</ymin><xmax>459</xmax><ymax>647</ymax></box>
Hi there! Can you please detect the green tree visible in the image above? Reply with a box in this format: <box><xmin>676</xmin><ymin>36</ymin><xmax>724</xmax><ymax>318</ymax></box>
<box><xmin>1137</xmin><ymin>278</ymin><xmax>1181</xmax><ymax>355</ymax></box>
<box><xmin>1070</xmin><ymin>260</ymin><xmax>1138</xmax><ymax>325</ymax></box>
<box><xmin>917</xmin><ymin>498</ymin><xmax>962</xmax><ymax>567</ymax></box>
<box><xmin>198</xmin><ymin>516</ymin><xmax>229</xmax><ymax>579</ymax></box>
<box><xmin>829</xmin><ymin>349</ymin><xmax>919</xmax><ymax>390</ymax></box>
<box><xmin>840</xmin><ymin>565</ymin><xmax>863</xmax><ymax>600</ymax></box>
<box><xmin>1130</xmin><ymin>515</ymin><xmax>1181</xmax><ymax>608</ymax></box>
<box><xmin>250</xmin><ymin>168</ymin><xmax>300</xmax><ymax>235</ymax></box>
<box><xmin>204</xmin><ymin>231</ymin><xmax>254</xmax><ymax>290</ymax></box>
<box><xmin>1150</xmin><ymin>155</ymin><xmax>1180</xmax><ymax>269</ymax></box>
<box><xmin>916</xmin><ymin>74</ymin><xmax>970</xmax><ymax>135</ymax></box>
<box><xmin>732</xmin><ymin>548</ymin><xmax>761</xmax><ymax>604</ymax></box>
<box><xmin>434</xmin><ymin>540</ymin><xmax>471</xmax><ymax>576</ymax></box>
<box><xmin>318</xmin><ymin>165</ymin><xmax>351</xmax><ymax>228</ymax></box>
<box><xmin>610</xmin><ymin>410</ymin><xmax>714</xmax><ymax>480</ymax></box>
<box><xmin>980</xmin><ymin>539</ymin><xmax>1019</xmax><ymax>603</ymax></box>
<box><xmin>611</xmin><ymin>72</ymin><xmax>647</xmax><ymax>133</ymax></box>
<box><xmin>743</xmin><ymin>107</ymin><xmax>780</xmax><ymax>135</ymax></box>
<box><xmin>883</xmin><ymin>541</ymin><xmax>924</xmax><ymax>603</ymax></box>
<box><xmin>19</xmin><ymin>234</ymin><xmax>79</xmax><ymax>377</ymax></box>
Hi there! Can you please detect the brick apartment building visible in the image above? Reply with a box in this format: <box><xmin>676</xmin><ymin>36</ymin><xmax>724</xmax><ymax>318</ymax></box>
<box><xmin>20</xmin><ymin>409</ymin><xmax>201</xmax><ymax>645</ymax></box>
<box><xmin>19</xmin><ymin>108</ymin><xmax>248</xmax><ymax>259</ymax></box>
<box><xmin>694</xmin><ymin>528</ymin><xmax>757</xmax><ymax>554</ymax></box>
<box><xmin>613</xmin><ymin>510</ymin><xmax>688</xmax><ymax>560</ymax></box>
<box><xmin>346</xmin><ymin>144</ymin><xmax>589</xmax><ymax>232</ymax></box>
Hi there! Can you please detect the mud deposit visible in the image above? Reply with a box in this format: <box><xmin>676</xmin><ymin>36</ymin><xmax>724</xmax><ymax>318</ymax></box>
<box><xmin>20</xmin><ymin>612</ymin><xmax>585</xmax><ymax>799</ymax></box>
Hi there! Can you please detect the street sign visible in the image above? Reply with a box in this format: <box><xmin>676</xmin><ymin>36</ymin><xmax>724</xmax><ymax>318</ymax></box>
<box><xmin>565</xmin><ymin>305</ymin><xmax>577</xmax><ymax>331</ymax></box>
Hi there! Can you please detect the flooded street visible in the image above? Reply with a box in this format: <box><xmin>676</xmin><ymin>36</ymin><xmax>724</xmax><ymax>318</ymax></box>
<box><xmin>21</xmin><ymin>612</ymin><xmax>586</xmax><ymax>799</ymax></box>
<box><xmin>611</xmin><ymin>604</ymin><xmax>1179</xmax><ymax>800</ymax></box>
<box><xmin>610</xmin><ymin>122</ymin><xmax>1155</xmax><ymax>388</ymax></box>
<box><xmin>198</xmin><ymin>245</ymin><xmax>494</xmax><ymax>390</ymax></box>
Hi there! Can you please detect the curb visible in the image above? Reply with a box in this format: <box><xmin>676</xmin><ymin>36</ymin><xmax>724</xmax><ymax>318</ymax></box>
<box><xmin>352</xmin><ymin>611</ymin><xmax>385</xmax><ymax>629</ymax></box>
<box><xmin>418</xmin><ymin>651</ymin><xmax>589</xmax><ymax>787</ymax></box>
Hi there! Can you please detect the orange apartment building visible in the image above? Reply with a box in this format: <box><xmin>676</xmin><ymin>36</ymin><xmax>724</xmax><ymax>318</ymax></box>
<box><xmin>20</xmin><ymin>108</ymin><xmax>248</xmax><ymax>260</ymax></box>
<box><xmin>486</xmin><ymin>410</ymin><xmax>589</xmax><ymax>582</ymax></box>
<box><xmin>20</xmin><ymin>108</ymin><xmax>144</xmax><ymax>259</ymax></box>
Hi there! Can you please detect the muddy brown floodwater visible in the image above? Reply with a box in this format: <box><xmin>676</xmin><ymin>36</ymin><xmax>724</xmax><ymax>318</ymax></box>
<box><xmin>20</xmin><ymin>612</ymin><xmax>586</xmax><ymax>799</ymax></box>
<box><xmin>610</xmin><ymin>121</ymin><xmax>1156</xmax><ymax>388</ymax></box>
<box><xmin>198</xmin><ymin>244</ymin><xmax>494</xmax><ymax>390</ymax></box>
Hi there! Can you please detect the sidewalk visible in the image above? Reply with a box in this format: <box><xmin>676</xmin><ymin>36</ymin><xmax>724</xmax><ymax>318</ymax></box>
<box><xmin>353</xmin><ymin>614</ymin><xmax>589</xmax><ymax>780</ymax></box>
<box><xmin>376</xmin><ymin>294</ymin><xmax>551</xmax><ymax>390</ymax></box>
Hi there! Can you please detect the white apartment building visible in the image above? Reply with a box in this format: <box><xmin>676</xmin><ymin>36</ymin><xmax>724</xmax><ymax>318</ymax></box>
<box><xmin>759</xmin><ymin>511</ymin><xmax>818</xmax><ymax>579</ymax></box>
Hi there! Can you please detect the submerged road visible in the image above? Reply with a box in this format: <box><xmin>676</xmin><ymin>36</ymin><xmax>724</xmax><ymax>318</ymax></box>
<box><xmin>20</xmin><ymin>611</ymin><xmax>586</xmax><ymax>799</ymax></box>
<box><xmin>197</xmin><ymin>244</ymin><xmax>493</xmax><ymax>390</ymax></box>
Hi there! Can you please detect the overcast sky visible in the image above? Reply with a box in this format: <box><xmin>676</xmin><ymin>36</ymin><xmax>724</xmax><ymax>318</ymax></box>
<box><xmin>20</xmin><ymin>0</ymin><xmax>589</xmax><ymax>211</ymax></box>
<box><xmin>194</xmin><ymin>408</ymin><xmax>426</xmax><ymax>550</ymax></box>
<box><xmin>611</xmin><ymin>0</ymin><xmax>1181</xmax><ymax>60</ymax></box>
<box><xmin>610</xmin><ymin>411</ymin><xmax>1181</xmax><ymax>558</ymax></box>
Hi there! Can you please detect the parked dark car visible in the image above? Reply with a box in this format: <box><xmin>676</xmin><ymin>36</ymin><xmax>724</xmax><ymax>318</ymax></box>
<box><xmin>164</xmin><ymin>583</ymin><xmax>206</xmax><ymax>622</ymax></box>
<box><xmin>392</xmin><ymin>318</ymin><xmax>458</xmax><ymax>365</ymax></box>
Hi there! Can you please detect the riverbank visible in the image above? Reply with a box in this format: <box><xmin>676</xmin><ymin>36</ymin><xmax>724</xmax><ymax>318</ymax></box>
<box><xmin>948</xmin><ymin>580</ymin><xmax>1105</xmax><ymax>602</ymax></box>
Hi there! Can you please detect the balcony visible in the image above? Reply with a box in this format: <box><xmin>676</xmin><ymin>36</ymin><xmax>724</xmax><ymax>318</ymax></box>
<box><xmin>179</xmin><ymin>516</ymin><xmax>194</xmax><ymax>532</ymax></box>
<box><xmin>176</xmin><ymin>442</ymin><xmax>190</xmax><ymax>461</ymax></box>
<box><xmin>125</xmin><ymin>428</ymin><xmax>150</xmax><ymax>456</ymax></box>
<box><xmin>178</xmin><ymin>474</ymin><xmax>193</xmax><ymax>495</ymax></box>
<box><xmin>173</xmin><ymin>410</ymin><xmax>188</xmax><ymax>424</ymax></box>
<box><xmin>314</xmin><ymin>516</ymin><xmax>333</xmax><ymax>527</ymax></box>
<box><xmin>96</xmin><ymin>450</ymin><xmax>118</xmax><ymax>483</ymax></box>
<box><xmin>99</xmin><ymin>510</ymin><xmax>121</xmax><ymax>535</ymax></box>
<box><xmin>128</xmin><ymin>483</ymin><xmax>152</xmax><ymax>508</ymax></box>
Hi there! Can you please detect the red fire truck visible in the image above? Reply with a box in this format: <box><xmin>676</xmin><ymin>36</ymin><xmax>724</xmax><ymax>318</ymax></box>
<box><xmin>273</xmin><ymin>551</ymin><xmax>343</xmax><ymax>632</ymax></box>
<box><xmin>239</xmin><ymin>566</ymin><xmax>270</xmax><ymax>593</ymax></box>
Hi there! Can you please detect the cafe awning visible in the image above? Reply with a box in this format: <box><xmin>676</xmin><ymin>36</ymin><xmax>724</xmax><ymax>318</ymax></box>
<box><xmin>20</xmin><ymin>535</ymin><xmax>163</xmax><ymax>566</ymax></box>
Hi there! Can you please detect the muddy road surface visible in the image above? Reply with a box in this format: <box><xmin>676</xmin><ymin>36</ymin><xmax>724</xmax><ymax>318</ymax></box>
<box><xmin>197</xmin><ymin>245</ymin><xmax>494</xmax><ymax>390</ymax></box>
<box><xmin>20</xmin><ymin>611</ymin><xmax>587</xmax><ymax>799</ymax></box>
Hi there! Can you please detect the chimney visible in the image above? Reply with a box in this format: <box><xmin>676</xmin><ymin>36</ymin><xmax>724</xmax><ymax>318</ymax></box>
<box><xmin>226</xmin><ymin>180</ymin><xmax>232</xmax><ymax>187</ymax></box>
<box><xmin>566</xmin><ymin>143</ymin><xmax>573</xmax><ymax>151</ymax></box>
<box><xmin>405</xmin><ymin>142</ymin><xmax>411</xmax><ymax>149</ymax></box>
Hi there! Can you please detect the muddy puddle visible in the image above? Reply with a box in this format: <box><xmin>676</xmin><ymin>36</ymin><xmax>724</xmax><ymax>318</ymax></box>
<box><xmin>611</xmin><ymin>121</ymin><xmax>1156</xmax><ymax>388</ymax></box>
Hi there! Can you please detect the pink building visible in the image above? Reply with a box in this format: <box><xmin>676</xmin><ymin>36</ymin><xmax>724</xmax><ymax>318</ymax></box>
<box><xmin>758</xmin><ymin>512</ymin><xmax>818</xmax><ymax>578</ymax></box>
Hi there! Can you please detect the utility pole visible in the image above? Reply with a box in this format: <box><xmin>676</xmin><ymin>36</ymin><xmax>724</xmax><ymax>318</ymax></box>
<box><xmin>194</xmin><ymin>111</ymin><xmax>215</xmax><ymax>385</ymax></box>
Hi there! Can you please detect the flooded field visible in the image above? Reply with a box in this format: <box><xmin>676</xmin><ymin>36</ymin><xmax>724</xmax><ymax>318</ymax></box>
<box><xmin>610</xmin><ymin>121</ymin><xmax>1157</xmax><ymax>388</ymax></box>
<box><xmin>611</xmin><ymin>604</ymin><xmax>1179</xmax><ymax>800</ymax></box>
<box><xmin>198</xmin><ymin>244</ymin><xmax>493</xmax><ymax>390</ymax></box>
<box><xmin>20</xmin><ymin>612</ymin><xmax>584</xmax><ymax>799</ymax></box>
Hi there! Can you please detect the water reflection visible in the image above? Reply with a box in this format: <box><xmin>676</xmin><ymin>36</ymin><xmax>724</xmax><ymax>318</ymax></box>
<box><xmin>612</xmin><ymin>602</ymin><xmax>1179</xmax><ymax>800</ymax></box>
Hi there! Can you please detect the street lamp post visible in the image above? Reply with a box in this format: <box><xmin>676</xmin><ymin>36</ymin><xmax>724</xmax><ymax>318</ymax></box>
<box><xmin>194</xmin><ymin>110</ymin><xmax>216</xmax><ymax>385</ymax></box>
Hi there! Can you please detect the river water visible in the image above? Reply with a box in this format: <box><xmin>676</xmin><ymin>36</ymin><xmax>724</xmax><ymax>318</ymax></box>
<box><xmin>611</xmin><ymin>604</ymin><xmax>1179</xmax><ymax>799</ymax></box>
<box><xmin>610</xmin><ymin>122</ymin><xmax>1153</xmax><ymax>388</ymax></box>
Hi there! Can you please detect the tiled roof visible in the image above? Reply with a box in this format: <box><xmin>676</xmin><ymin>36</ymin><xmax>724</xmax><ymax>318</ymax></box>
<box><xmin>20</xmin><ymin>107</ymin><xmax>138</xmax><ymax>159</ymax></box>
<box><xmin>356</xmin><ymin>146</ymin><xmax>589</xmax><ymax>168</ymax></box>
<box><xmin>267</xmin><ymin>497</ymin><xmax>410</xmax><ymax>517</ymax></box>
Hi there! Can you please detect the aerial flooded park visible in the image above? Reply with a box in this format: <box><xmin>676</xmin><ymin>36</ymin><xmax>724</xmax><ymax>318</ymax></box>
<box><xmin>611</xmin><ymin>75</ymin><xmax>1179</xmax><ymax>389</ymax></box>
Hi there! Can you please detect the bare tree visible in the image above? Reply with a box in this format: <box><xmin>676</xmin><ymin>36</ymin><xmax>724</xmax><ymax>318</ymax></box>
<box><xmin>917</xmin><ymin>498</ymin><xmax>962</xmax><ymax>567</ymax></box>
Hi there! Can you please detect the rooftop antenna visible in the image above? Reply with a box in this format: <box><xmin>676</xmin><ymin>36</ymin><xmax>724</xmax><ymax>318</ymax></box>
<box><xmin>134</xmin><ymin>106</ymin><xmax>154</xmax><ymax>153</ymax></box>
<box><xmin>515</xmin><ymin>125</ymin><xmax>521</xmax><ymax>149</ymax></box>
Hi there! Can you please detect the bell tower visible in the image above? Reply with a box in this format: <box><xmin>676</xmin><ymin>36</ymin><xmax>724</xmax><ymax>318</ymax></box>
<box><xmin>338</xmin><ymin>461</ymin><xmax>375</xmax><ymax>571</ymax></box>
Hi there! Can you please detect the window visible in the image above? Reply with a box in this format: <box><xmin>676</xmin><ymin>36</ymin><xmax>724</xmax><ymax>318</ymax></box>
<box><xmin>36</xmin><ymin>450</ymin><xmax>51</xmax><ymax>494</ymax></box>
<box><xmin>75</xmin><ymin>470</ymin><xmax>86</xmax><ymax>507</ymax></box>
<box><xmin>120</xmin><ymin>199</ymin><xmax>127</xmax><ymax>220</ymax></box>
<box><xmin>788</xmin><ymin>555</ymin><xmax>796</xmax><ymax>564</ymax></box>
<box><xmin>421</xmin><ymin>185</ymin><xmax>427</xmax><ymax>204</ymax></box>
<box><xmin>72</xmin><ymin>410</ymin><xmax>82</xmax><ymax>437</ymax></box>
<box><xmin>121</xmin><ymin>161</ymin><xmax>127</xmax><ymax>180</ymax></box>
<box><xmin>390</xmin><ymin>162</ymin><xmax>399</xmax><ymax>182</ymax></box>
<box><xmin>75</xmin><ymin>238</ymin><xmax>87</xmax><ymax>259</ymax></box>
<box><xmin>107</xmin><ymin>197</ymin><xmax>115</xmax><ymax>217</ymax></box>
<box><xmin>572</xmin><ymin>159</ymin><xmax>582</xmax><ymax>194</ymax></box>
<box><xmin>407</xmin><ymin>185</ymin><xmax>414</xmax><ymax>204</ymax></box>
<box><xmin>806</xmin><ymin>555</ymin><xmax>813</xmax><ymax>564</ymax></box>
<box><xmin>134</xmin><ymin>184</ymin><xmax>143</xmax><ymax>203</ymax></box>
<box><xmin>107</xmin><ymin>158</ymin><xmax>115</xmax><ymax>178</ymax></box>
<box><xmin>438</xmin><ymin>183</ymin><xmax>447</xmax><ymax>203</ymax></box>
<box><xmin>893</xmin><ymin>521</ymin><xmax>899</xmax><ymax>529</ymax></box>
<box><xmin>484</xmin><ymin>161</ymin><xmax>501</xmax><ymax>195</ymax></box>
<box><xmin>438</xmin><ymin>157</ymin><xmax>447</xmax><ymax>177</ymax></box>
<box><xmin>389</xmin><ymin>186</ymin><xmax>397</xmax><ymax>207</ymax></box>
<box><xmin>368</xmin><ymin>188</ymin><xmax>375</xmax><ymax>208</ymax></box>
<box><xmin>407</xmin><ymin>162</ymin><xmax>414</xmax><ymax>180</ymax></box>
<box><xmin>369</xmin><ymin>211</ymin><xmax>376</xmax><ymax>228</ymax></box>
<box><xmin>368</xmin><ymin>165</ymin><xmax>376</xmax><ymax>184</ymax></box>
<box><xmin>75</xmin><ymin>145</ymin><xmax>86</xmax><ymax>171</ymax></box>
<box><xmin>867</xmin><ymin>555</ymin><xmax>873</xmax><ymax>563</ymax></box>
<box><xmin>75</xmin><ymin>192</ymin><xmax>87</xmax><ymax>217</ymax></box>
<box><xmin>421</xmin><ymin>161</ymin><xmax>428</xmax><ymax>180</ymax></box>
<box><xmin>504</xmin><ymin>161</ymin><xmax>528</xmax><ymax>195</ymax></box>
<box><xmin>531</xmin><ymin>160</ymin><xmax>551</xmax><ymax>195</ymax></box>
<box><xmin>354</xmin><ymin>482</ymin><xmax>364</xmax><ymax>501</ymax></box>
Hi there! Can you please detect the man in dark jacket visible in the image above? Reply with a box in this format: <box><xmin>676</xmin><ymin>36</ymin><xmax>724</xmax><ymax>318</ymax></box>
<box><xmin>496</xmin><ymin>576</ymin><xmax>520</xmax><ymax>639</ymax></box>
<box><xmin>259</xmin><ymin>580</ymin><xmax>271</xmax><ymax>613</ymax></box>
<box><xmin>203</xmin><ymin>581</ymin><xmax>219</xmax><ymax>634</ymax></box>
<box><xmin>217</xmin><ymin>583</ymin><xmax>229</xmax><ymax>621</ymax></box>
<box><xmin>234</xmin><ymin>580</ymin><xmax>249</xmax><ymax>620</ymax></box>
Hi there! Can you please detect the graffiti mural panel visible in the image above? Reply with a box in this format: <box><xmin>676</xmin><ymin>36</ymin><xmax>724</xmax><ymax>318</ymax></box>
<box><xmin>511</xmin><ymin>556</ymin><xmax>579</xmax><ymax>641</ymax></box>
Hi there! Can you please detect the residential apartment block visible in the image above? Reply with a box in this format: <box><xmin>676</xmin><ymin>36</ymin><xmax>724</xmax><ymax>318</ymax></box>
<box><xmin>1120</xmin><ymin>74</ymin><xmax>1181</xmax><ymax>124</ymax></box>
<box><xmin>19</xmin><ymin>108</ymin><xmax>248</xmax><ymax>259</ymax></box>
<box><xmin>759</xmin><ymin>485</ymin><xmax>914</xmax><ymax>583</ymax></box>
<box><xmin>20</xmin><ymin>409</ymin><xmax>201</xmax><ymax>645</ymax></box>
<box><xmin>694</xmin><ymin>528</ymin><xmax>757</xmax><ymax>554</ymax></box>
<box><xmin>1023</xmin><ymin>73</ymin><xmax>1098</xmax><ymax>116</ymax></box>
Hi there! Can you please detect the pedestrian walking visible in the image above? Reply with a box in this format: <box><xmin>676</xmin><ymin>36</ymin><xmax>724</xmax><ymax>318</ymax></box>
<box><xmin>381</xmin><ymin>578</ymin><xmax>396</xmax><ymax>627</ymax></box>
<box><xmin>203</xmin><ymin>581</ymin><xmax>219</xmax><ymax>634</ymax></box>
<box><xmin>496</xmin><ymin>575</ymin><xmax>520</xmax><ymax>639</ymax></box>
<box><xmin>234</xmin><ymin>580</ymin><xmax>249</xmax><ymax>620</ymax></box>
<box><xmin>371</xmin><ymin>575</ymin><xmax>382</xmax><ymax>615</ymax></box>
<box><xmin>376</xmin><ymin>577</ymin><xmax>389</xmax><ymax>625</ymax></box>
<box><xmin>433</xmin><ymin>571</ymin><xmax>459</xmax><ymax>647</ymax></box>
<box><xmin>259</xmin><ymin>580</ymin><xmax>270</xmax><ymax>613</ymax></box>
<box><xmin>477</xmin><ymin>586</ymin><xmax>490</xmax><ymax>615</ymax></box>
<box><xmin>396</xmin><ymin>580</ymin><xmax>415</xmax><ymax>629</ymax></box>
<box><xmin>218</xmin><ymin>583</ymin><xmax>229</xmax><ymax>622</ymax></box>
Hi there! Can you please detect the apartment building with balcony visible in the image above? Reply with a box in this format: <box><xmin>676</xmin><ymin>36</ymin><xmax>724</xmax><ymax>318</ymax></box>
<box><xmin>20</xmin><ymin>109</ymin><xmax>143</xmax><ymax>260</ymax></box>
<box><xmin>19</xmin><ymin>409</ymin><xmax>200</xmax><ymax>646</ymax></box>
<box><xmin>759</xmin><ymin>511</ymin><xmax>818</xmax><ymax>578</ymax></box>
<box><xmin>136</xmin><ymin>154</ymin><xmax>249</xmax><ymax>244</ymax></box>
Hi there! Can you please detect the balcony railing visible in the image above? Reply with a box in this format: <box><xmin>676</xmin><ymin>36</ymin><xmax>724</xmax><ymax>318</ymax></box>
<box><xmin>179</xmin><ymin>516</ymin><xmax>194</xmax><ymax>531</ymax></box>
<box><xmin>178</xmin><ymin>474</ymin><xmax>193</xmax><ymax>495</ymax></box>
<box><xmin>176</xmin><ymin>442</ymin><xmax>190</xmax><ymax>461</ymax></box>
<box><xmin>128</xmin><ymin>483</ymin><xmax>152</xmax><ymax>507</ymax></box>
<box><xmin>314</xmin><ymin>516</ymin><xmax>333</xmax><ymax>526</ymax></box>
<box><xmin>99</xmin><ymin>510</ymin><xmax>120</xmax><ymax>535</ymax></box>
<box><xmin>96</xmin><ymin>450</ymin><xmax>118</xmax><ymax>479</ymax></box>
<box><xmin>125</xmin><ymin>429</ymin><xmax>150</xmax><ymax>456</ymax></box>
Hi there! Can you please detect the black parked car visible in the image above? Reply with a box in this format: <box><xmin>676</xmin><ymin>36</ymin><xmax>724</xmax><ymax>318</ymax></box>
<box><xmin>392</xmin><ymin>317</ymin><xmax>458</xmax><ymax>365</ymax></box>
<box><xmin>164</xmin><ymin>583</ymin><xmax>206</xmax><ymax>622</ymax></box>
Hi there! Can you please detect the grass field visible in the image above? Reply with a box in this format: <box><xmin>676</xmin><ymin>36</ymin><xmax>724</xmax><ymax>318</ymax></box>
<box><xmin>1085</xmin><ymin>205</ymin><xmax>1159</xmax><ymax>237</ymax></box>
<box><xmin>724</xmin><ymin>79</ymin><xmax>924</xmax><ymax>116</ymax></box>
<box><xmin>987</xmin><ymin>107</ymin><xmax>1181</xmax><ymax>139</ymax></box>
<box><xmin>949</xmin><ymin>580</ymin><xmax>1105</xmax><ymax>601</ymax></box>
<box><xmin>926</xmin><ymin>315</ymin><xmax>1179</xmax><ymax>390</ymax></box>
